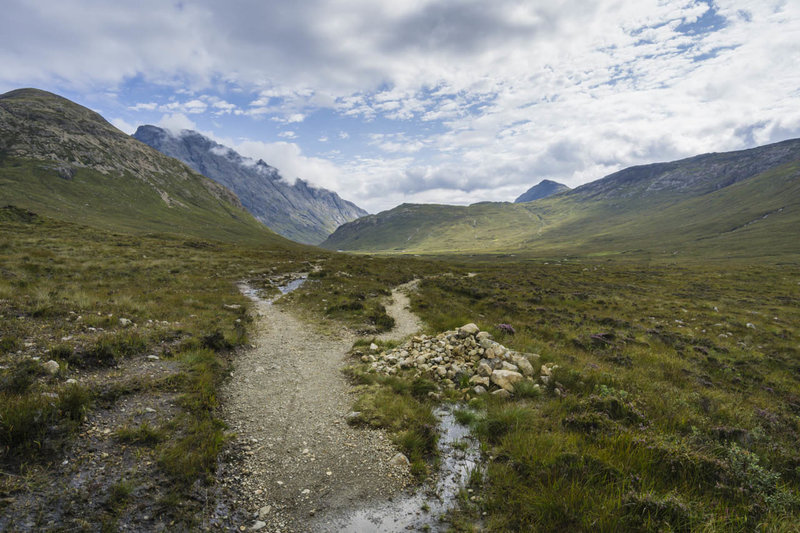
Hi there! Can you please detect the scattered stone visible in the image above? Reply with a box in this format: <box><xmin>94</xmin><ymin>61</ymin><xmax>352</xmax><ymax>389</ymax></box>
<box><xmin>42</xmin><ymin>360</ymin><xmax>60</xmax><ymax>375</ymax></box>
<box><xmin>66</xmin><ymin>378</ymin><xmax>77</xmax><ymax>384</ymax></box>
<box><xmin>147</xmin><ymin>355</ymin><xmax>160</xmax><ymax>360</ymax></box>
<box><xmin>500</xmin><ymin>361</ymin><xmax>520</xmax><ymax>372</ymax></box>
<box><xmin>251</xmin><ymin>520</ymin><xmax>266</xmax><ymax>531</ymax></box>
<box><xmin>490</xmin><ymin>369</ymin><xmax>524</xmax><ymax>392</ymax></box>
<box><xmin>746</xmin><ymin>323</ymin><xmax>756</xmax><ymax>329</ymax></box>
<box><xmin>491</xmin><ymin>389</ymin><xmax>511</xmax><ymax>399</ymax></box>
<box><xmin>119</xmin><ymin>317</ymin><xmax>132</xmax><ymax>327</ymax></box>
<box><xmin>458</xmin><ymin>323</ymin><xmax>480</xmax><ymax>337</ymax></box>
<box><xmin>369</xmin><ymin>343</ymin><xmax>379</xmax><ymax>352</ymax></box>
<box><xmin>258</xmin><ymin>505</ymin><xmax>272</xmax><ymax>519</ymax></box>
<box><xmin>511</xmin><ymin>354</ymin><xmax>534</xmax><ymax>376</ymax></box>
<box><xmin>539</xmin><ymin>363</ymin><xmax>559</xmax><ymax>384</ymax></box>
<box><xmin>390</xmin><ymin>453</ymin><xmax>411</xmax><ymax>468</ymax></box>
<box><xmin>469</xmin><ymin>375</ymin><xmax>490</xmax><ymax>387</ymax></box>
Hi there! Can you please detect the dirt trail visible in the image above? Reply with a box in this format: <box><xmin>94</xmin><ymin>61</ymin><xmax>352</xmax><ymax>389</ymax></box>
<box><xmin>377</xmin><ymin>280</ymin><xmax>423</xmax><ymax>343</ymax></box>
<box><xmin>219</xmin><ymin>279</ymin><xmax>422</xmax><ymax>532</ymax></box>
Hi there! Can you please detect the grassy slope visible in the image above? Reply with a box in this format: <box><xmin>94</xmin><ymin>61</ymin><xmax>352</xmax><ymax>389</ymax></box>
<box><xmin>0</xmin><ymin>157</ymin><xmax>286</xmax><ymax>246</ymax></box>
<box><xmin>322</xmin><ymin>162</ymin><xmax>800</xmax><ymax>260</ymax></box>
<box><xmin>0</xmin><ymin>88</ymin><xmax>288</xmax><ymax>246</ymax></box>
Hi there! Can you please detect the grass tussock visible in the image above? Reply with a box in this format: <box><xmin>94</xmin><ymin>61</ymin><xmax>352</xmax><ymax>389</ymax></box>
<box><xmin>345</xmin><ymin>365</ymin><xmax>438</xmax><ymax>477</ymax></box>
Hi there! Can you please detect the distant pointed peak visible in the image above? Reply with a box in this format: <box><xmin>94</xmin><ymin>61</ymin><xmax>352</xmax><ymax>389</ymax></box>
<box><xmin>514</xmin><ymin>180</ymin><xmax>570</xmax><ymax>203</ymax></box>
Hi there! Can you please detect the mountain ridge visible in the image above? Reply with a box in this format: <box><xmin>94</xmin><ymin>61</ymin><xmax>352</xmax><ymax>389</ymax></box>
<box><xmin>0</xmin><ymin>88</ymin><xmax>289</xmax><ymax>245</ymax></box>
<box><xmin>322</xmin><ymin>137</ymin><xmax>800</xmax><ymax>258</ymax></box>
<box><xmin>133</xmin><ymin>125</ymin><xmax>367</xmax><ymax>244</ymax></box>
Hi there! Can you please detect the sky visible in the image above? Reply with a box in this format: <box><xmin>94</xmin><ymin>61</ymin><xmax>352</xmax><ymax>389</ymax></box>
<box><xmin>2</xmin><ymin>0</ymin><xmax>799</xmax><ymax>213</ymax></box>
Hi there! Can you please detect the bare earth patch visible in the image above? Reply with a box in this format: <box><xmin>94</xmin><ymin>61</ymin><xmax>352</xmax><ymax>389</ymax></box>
<box><xmin>219</xmin><ymin>281</ymin><xmax>422</xmax><ymax>532</ymax></box>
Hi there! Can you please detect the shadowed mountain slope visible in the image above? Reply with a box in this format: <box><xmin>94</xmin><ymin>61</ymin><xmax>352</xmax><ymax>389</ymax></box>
<box><xmin>133</xmin><ymin>125</ymin><xmax>368</xmax><ymax>244</ymax></box>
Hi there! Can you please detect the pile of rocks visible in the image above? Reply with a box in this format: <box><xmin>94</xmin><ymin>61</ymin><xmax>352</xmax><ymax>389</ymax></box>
<box><xmin>360</xmin><ymin>323</ymin><xmax>544</xmax><ymax>398</ymax></box>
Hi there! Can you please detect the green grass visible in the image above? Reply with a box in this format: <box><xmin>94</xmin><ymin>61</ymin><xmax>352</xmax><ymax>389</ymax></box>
<box><xmin>406</xmin><ymin>260</ymin><xmax>800</xmax><ymax>531</ymax></box>
<box><xmin>344</xmin><ymin>366</ymin><xmax>439</xmax><ymax>478</ymax></box>
<box><xmin>321</xmin><ymin>160</ymin><xmax>800</xmax><ymax>261</ymax></box>
<box><xmin>115</xmin><ymin>422</ymin><xmax>167</xmax><ymax>446</ymax></box>
<box><xmin>0</xmin><ymin>207</ymin><xmax>452</xmax><ymax>528</ymax></box>
<box><xmin>2</xmin><ymin>166</ymin><xmax>799</xmax><ymax>530</ymax></box>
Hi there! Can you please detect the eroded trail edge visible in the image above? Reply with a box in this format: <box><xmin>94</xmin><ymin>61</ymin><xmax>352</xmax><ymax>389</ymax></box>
<box><xmin>219</xmin><ymin>279</ymin><xmax>421</xmax><ymax>532</ymax></box>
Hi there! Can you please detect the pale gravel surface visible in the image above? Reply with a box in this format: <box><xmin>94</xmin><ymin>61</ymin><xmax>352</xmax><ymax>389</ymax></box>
<box><xmin>219</xmin><ymin>280</ymin><xmax>422</xmax><ymax>532</ymax></box>
<box><xmin>377</xmin><ymin>280</ymin><xmax>423</xmax><ymax>343</ymax></box>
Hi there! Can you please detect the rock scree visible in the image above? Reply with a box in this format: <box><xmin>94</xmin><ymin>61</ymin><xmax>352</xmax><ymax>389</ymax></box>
<box><xmin>361</xmin><ymin>323</ymin><xmax>541</xmax><ymax>397</ymax></box>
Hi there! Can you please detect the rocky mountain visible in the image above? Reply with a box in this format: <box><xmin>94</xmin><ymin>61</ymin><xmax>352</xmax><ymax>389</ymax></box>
<box><xmin>569</xmin><ymin>138</ymin><xmax>800</xmax><ymax>201</ymax></box>
<box><xmin>514</xmin><ymin>179</ymin><xmax>570</xmax><ymax>203</ymax></box>
<box><xmin>322</xmin><ymin>138</ymin><xmax>800</xmax><ymax>258</ymax></box>
<box><xmin>133</xmin><ymin>126</ymin><xmax>368</xmax><ymax>245</ymax></box>
<box><xmin>0</xmin><ymin>88</ymin><xmax>287</xmax><ymax>244</ymax></box>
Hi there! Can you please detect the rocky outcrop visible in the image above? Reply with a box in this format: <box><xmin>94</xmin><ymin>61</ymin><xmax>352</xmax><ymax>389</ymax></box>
<box><xmin>571</xmin><ymin>138</ymin><xmax>800</xmax><ymax>201</ymax></box>
<box><xmin>359</xmin><ymin>323</ymin><xmax>545</xmax><ymax>396</ymax></box>
<box><xmin>0</xmin><ymin>88</ymin><xmax>277</xmax><ymax>243</ymax></box>
<box><xmin>133</xmin><ymin>126</ymin><xmax>368</xmax><ymax>244</ymax></box>
<box><xmin>0</xmin><ymin>89</ymin><xmax>243</xmax><ymax>210</ymax></box>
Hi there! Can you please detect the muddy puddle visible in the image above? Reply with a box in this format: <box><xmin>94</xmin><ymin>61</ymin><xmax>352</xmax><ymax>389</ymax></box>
<box><xmin>316</xmin><ymin>405</ymin><xmax>481</xmax><ymax>532</ymax></box>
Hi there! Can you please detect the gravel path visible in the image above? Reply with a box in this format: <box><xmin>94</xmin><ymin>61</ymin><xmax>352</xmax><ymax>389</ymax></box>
<box><xmin>377</xmin><ymin>280</ymin><xmax>423</xmax><ymax>343</ymax></box>
<box><xmin>219</xmin><ymin>280</ymin><xmax>422</xmax><ymax>532</ymax></box>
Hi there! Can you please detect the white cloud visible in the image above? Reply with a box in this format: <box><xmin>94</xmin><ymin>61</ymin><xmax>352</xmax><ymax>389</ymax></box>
<box><xmin>129</xmin><ymin>102</ymin><xmax>158</xmax><ymax>111</ymax></box>
<box><xmin>157</xmin><ymin>112</ymin><xmax>196</xmax><ymax>134</ymax></box>
<box><xmin>2</xmin><ymin>0</ymin><xmax>799</xmax><ymax>212</ymax></box>
<box><xmin>230</xmin><ymin>140</ymin><xmax>344</xmax><ymax>190</ymax></box>
<box><xmin>210</xmin><ymin>99</ymin><xmax>237</xmax><ymax>114</ymax></box>
<box><xmin>160</xmin><ymin>99</ymin><xmax>208</xmax><ymax>114</ymax></box>
<box><xmin>111</xmin><ymin>117</ymin><xmax>137</xmax><ymax>135</ymax></box>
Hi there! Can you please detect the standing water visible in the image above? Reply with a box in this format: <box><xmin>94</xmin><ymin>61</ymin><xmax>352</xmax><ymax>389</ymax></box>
<box><xmin>316</xmin><ymin>405</ymin><xmax>481</xmax><ymax>532</ymax></box>
<box><xmin>239</xmin><ymin>275</ymin><xmax>307</xmax><ymax>302</ymax></box>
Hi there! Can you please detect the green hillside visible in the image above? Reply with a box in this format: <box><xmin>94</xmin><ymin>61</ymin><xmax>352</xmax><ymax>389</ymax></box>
<box><xmin>0</xmin><ymin>89</ymin><xmax>292</xmax><ymax>246</ymax></box>
<box><xmin>322</xmin><ymin>140</ymin><xmax>800</xmax><ymax>260</ymax></box>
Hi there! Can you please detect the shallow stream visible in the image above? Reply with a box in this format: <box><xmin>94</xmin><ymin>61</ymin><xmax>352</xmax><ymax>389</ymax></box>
<box><xmin>239</xmin><ymin>275</ymin><xmax>307</xmax><ymax>302</ymax></box>
<box><xmin>321</xmin><ymin>405</ymin><xmax>481</xmax><ymax>532</ymax></box>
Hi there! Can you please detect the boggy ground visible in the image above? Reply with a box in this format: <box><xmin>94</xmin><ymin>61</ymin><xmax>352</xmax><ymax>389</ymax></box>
<box><xmin>219</xmin><ymin>282</ymin><xmax>422</xmax><ymax>532</ymax></box>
